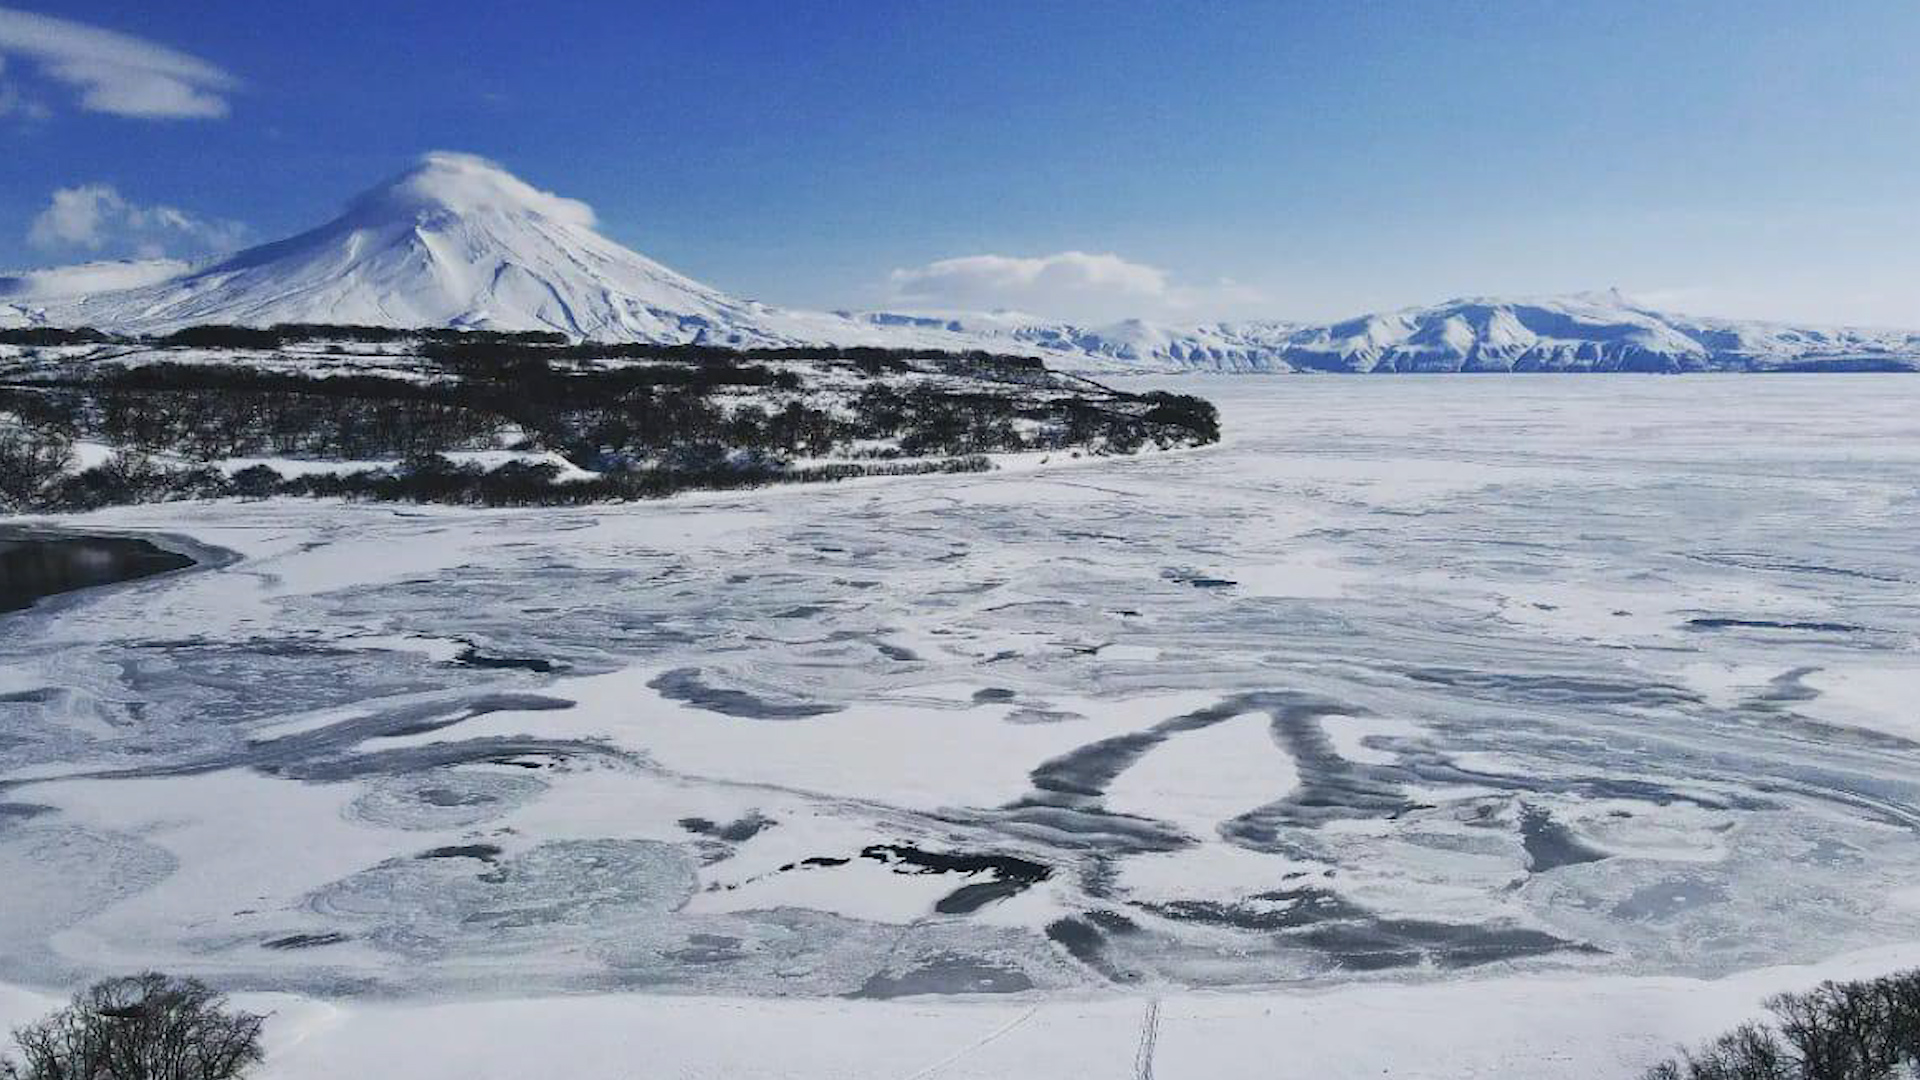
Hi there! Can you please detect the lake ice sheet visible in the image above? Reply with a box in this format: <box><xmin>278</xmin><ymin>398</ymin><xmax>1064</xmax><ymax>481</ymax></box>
<box><xmin>2</xmin><ymin>375</ymin><xmax>1918</xmax><ymax>999</ymax></box>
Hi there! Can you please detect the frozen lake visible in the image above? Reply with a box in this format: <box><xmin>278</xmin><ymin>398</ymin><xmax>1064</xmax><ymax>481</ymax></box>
<box><xmin>3</xmin><ymin>375</ymin><xmax>1919</xmax><ymax>1008</ymax></box>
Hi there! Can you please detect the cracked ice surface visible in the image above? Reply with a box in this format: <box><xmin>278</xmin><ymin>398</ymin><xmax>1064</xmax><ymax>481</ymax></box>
<box><xmin>2</xmin><ymin>375</ymin><xmax>1918</xmax><ymax>999</ymax></box>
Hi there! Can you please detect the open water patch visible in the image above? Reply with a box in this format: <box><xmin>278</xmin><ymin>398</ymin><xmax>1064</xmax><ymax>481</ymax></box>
<box><xmin>0</xmin><ymin>530</ymin><xmax>196</xmax><ymax>613</ymax></box>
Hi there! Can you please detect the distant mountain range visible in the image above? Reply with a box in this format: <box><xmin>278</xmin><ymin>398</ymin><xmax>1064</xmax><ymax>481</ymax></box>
<box><xmin>5</xmin><ymin>152</ymin><xmax>1916</xmax><ymax>374</ymax></box>
<box><xmin>862</xmin><ymin>296</ymin><xmax>1920</xmax><ymax>373</ymax></box>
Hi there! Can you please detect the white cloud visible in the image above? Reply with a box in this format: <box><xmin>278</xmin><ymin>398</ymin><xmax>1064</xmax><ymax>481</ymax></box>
<box><xmin>886</xmin><ymin>250</ymin><xmax>1265</xmax><ymax>323</ymax></box>
<box><xmin>28</xmin><ymin>183</ymin><xmax>247</xmax><ymax>257</ymax></box>
<box><xmin>28</xmin><ymin>183</ymin><xmax>117</xmax><ymax>248</ymax></box>
<box><xmin>367</xmin><ymin>151</ymin><xmax>599</xmax><ymax>230</ymax></box>
<box><xmin>0</xmin><ymin>7</ymin><xmax>235</xmax><ymax>120</ymax></box>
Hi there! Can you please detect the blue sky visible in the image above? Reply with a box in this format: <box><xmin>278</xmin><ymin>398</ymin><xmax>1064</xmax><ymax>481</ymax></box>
<box><xmin>2</xmin><ymin>1</ymin><xmax>1917</xmax><ymax>325</ymax></box>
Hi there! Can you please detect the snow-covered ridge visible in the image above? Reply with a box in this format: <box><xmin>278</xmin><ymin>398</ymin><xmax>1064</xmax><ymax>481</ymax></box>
<box><xmin>849</xmin><ymin>292</ymin><xmax>1920</xmax><ymax>373</ymax></box>
<box><xmin>5</xmin><ymin>153</ymin><xmax>1917</xmax><ymax>373</ymax></box>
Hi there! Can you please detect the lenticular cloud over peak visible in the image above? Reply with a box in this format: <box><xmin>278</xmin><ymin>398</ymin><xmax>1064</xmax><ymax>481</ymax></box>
<box><xmin>349</xmin><ymin>151</ymin><xmax>598</xmax><ymax>230</ymax></box>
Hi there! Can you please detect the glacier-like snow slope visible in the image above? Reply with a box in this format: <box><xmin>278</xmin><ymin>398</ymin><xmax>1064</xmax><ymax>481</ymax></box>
<box><xmin>5</xmin><ymin>152</ymin><xmax>1916</xmax><ymax>373</ymax></box>
<box><xmin>0</xmin><ymin>258</ymin><xmax>197</xmax><ymax>301</ymax></box>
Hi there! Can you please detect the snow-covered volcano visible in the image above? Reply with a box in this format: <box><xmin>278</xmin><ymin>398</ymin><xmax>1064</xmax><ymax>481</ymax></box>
<box><xmin>3</xmin><ymin>153</ymin><xmax>855</xmax><ymax>345</ymax></box>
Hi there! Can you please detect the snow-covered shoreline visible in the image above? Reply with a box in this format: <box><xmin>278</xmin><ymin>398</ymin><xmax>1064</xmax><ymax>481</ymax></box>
<box><xmin>9</xmin><ymin>944</ymin><xmax>1920</xmax><ymax>1080</ymax></box>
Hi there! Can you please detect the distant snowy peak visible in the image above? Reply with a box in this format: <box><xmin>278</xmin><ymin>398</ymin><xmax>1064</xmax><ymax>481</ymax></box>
<box><xmin>1267</xmin><ymin>296</ymin><xmax>1920</xmax><ymax>372</ymax></box>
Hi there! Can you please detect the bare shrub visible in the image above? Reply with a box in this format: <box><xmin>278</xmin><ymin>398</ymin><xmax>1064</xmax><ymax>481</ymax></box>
<box><xmin>0</xmin><ymin>423</ymin><xmax>74</xmax><ymax>510</ymax></box>
<box><xmin>2</xmin><ymin>973</ymin><xmax>265</xmax><ymax>1080</ymax></box>
<box><xmin>1641</xmin><ymin>967</ymin><xmax>1920</xmax><ymax>1080</ymax></box>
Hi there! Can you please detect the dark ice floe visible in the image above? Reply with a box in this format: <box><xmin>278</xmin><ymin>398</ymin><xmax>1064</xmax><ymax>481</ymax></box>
<box><xmin>649</xmin><ymin>667</ymin><xmax>843</xmax><ymax>719</ymax></box>
<box><xmin>855</xmin><ymin>953</ymin><xmax>1035</xmax><ymax>998</ymax></box>
<box><xmin>1518</xmin><ymin>804</ymin><xmax>1609</xmax><ymax>872</ymax></box>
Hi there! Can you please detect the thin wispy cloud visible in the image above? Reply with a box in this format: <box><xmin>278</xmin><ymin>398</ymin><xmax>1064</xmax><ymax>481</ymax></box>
<box><xmin>28</xmin><ymin>183</ymin><xmax>247</xmax><ymax>258</ymax></box>
<box><xmin>887</xmin><ymin>250</ymin><xmax>1265</xmax><ymax>323</ymax></box>
<box><xmin>0</xmin><ymin>6</ymin><xmax>236</xmax><ymax>120</ymax></box>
